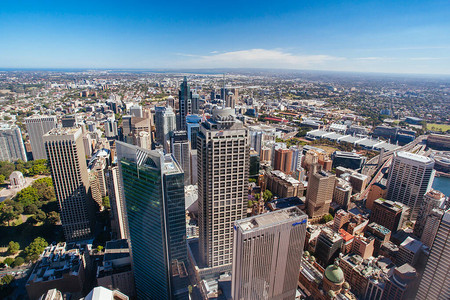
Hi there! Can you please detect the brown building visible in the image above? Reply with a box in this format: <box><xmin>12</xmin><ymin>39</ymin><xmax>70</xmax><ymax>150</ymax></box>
<box><xmin>26</xmin><ymin>243</ymin><xmax>87</xmax><ymax>300</ymax></box>
<box><xmin>349</xmin><ymin>173</ymin><xmax>369</xmax><ymax>193</ymax></box>
<box><xmin>352</xmin><ymin>235</ymin><xmax>375</xmax><ymax>259</ymax></box>
<box><xmin>96</xmin><ymin>239</ymin><xmax>135</xmax><ymax>298</ymax></box>
<box><xmin>369</xmin><ymin>199</ymin><xmax>409</xmax><ymax>232</ymax></box>
<box><xmin>306</xmin><ymin>171</ymin><xmax>336</xmax><ymax>218</ymax></box>
<box><xmin>339</xmin><ymin>229</ymin><xmax>355</xmax><ymax>255</ymax></box>
<box><xmin>366</xmin><ymin>222</ymin><xmax>391</xmax><ymax>256</ymax></box>
<box><xmin>265</xmin><ymin>170</ymin><xmax>305</xmax><ymax>198</ymax></box>
<box><xmin>366</xmin><ymin>183</ymin><xmax>387</xmax><ymax>210</ymax></box>
<box><xmin>333</xmin><ymin>210</ymin><xmax>351</xmax><ymax>232</ymax></box>
<box><xmin>273</xmin><ymin>148</ymin><xmax>293</xmax><ymax>174</ymax></box>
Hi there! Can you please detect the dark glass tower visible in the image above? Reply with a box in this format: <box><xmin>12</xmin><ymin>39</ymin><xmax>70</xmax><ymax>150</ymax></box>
<box><xmin>178</xmin><ymin>76</ymin><xmax>191</xmax><ymax>131</ymax></box>
<box><xmin>116</xmin><ymin>142</ymin><xmax>188</xmax><ymax>299</ymax></box>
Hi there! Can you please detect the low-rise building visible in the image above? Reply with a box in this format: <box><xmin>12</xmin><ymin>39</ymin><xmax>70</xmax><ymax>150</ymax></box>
<box><xmin>26</xmin><ymin>243</ymin><xmax>88</xmax><ymax>300</ymax></box>
<box><xmin>96</xmin><ymin>239</ymin><xmax>135</xmax><ymax>298</ymax></box>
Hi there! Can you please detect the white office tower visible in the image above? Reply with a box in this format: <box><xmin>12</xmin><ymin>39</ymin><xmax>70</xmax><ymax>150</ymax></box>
<box><xmin>170</xmin><ymin>131</ymin><xmax>191</xmax><ymax>186</ymax></box>
<box><xmin>129</xmin><ymin>104</ymin><xmax>143</xmax><ymax>118</ymax></box>
<box><xmin>386</xmin><ymin>152</ymin><xmax>435</xmax><ymax>220</ymax></box>
<box><xmin>0</xmin><ymin>124</ymin><xmax>27</xmax><ymax>162</ymax></box>
<box><xmin>290</xmin><ymin>145</ymin><xmax>304</xmax><ymax>174</ymax></box>
<box><xmin>105</xmin><ymin>118</ymin><xmax>118</xmax><ymax>138</ymax></box>
<box><xmin>106</xmin><ymin>166</ymin><xmax>129</xmax><ymax>240</ymax></box>
<box><xmin>44</xmin><ymin>128</ymin><xmax>94</xmax><ymax>241</ymax></box>
<box><xmin>25</xmin><ymin>115</ymin><xmax>57</xmax><ymax>160</ymax></box>
<box><xmin>416</xmin><ymin>209</ymin><xmax>450</xmax><ymax>300</ymax></box>
<box><xmin>154</xmin><ymin>106</ymin><xmax>176</xmax><ymax>150</ymax></box>
<box><xmin>232</xmin><ymin>207</ymin><xmax>307</xmax><ymax>300</ymax></box>
<box><xmin>198</xmin><ymin>107</ymin><xmax>249</xmax><ymax>269</ymax></box>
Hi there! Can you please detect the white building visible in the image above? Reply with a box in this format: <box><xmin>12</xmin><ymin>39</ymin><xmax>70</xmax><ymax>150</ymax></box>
<box><xmin>386</xmin><ymin>152</ymin><xmax>435</xmax><ymax>220</ymax></box>
<box><xmin>198</xmin><ymin>107</ymin><xmax>249</xmax><ymax>269</ymax></box>
<box><xmin>25</xmin><ymin>115</ymin><xmax>57</xmax><ymax>160</ymax></box>
<box><xmin>232</xmin><ymin>207</ymin><xmax>307</xmax><ymax>300</ymax></box>
<box><xmin>0</xmin><ymin>124</ymin><xmax>27</xmax><ymax>162</ymax></box>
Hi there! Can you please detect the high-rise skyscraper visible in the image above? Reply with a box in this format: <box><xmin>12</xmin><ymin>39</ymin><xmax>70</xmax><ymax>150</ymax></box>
<box><xmin>0</xmin><ymin>124</ymin><xmax>27</xmax><ymax>162</ymax></box>
<box><xmin>25</xmin><ymin>115</ymin><xmax>57</xmax><ymax>160</ymax></box>
<box><xmin>116</xmin><ymin>142</ymin><xmax>188</xmax><ymax>299</ymax></box>
<box><xmin>44</xmin><ymin>128</ymin><xmax>94</xmax><ymax>241</ymax></box>
<box><xmin>105</xmin><ymin>118</ymin><xmax>119</xmax><ymax>139</ymax></box>
<box><xmin>154</xmin><ymin>106</ymin><xmax>176</xmax><ymax>150</ymax></box>
<box><xmin>178</xmin><ymin>76</ymin><xmax>191</xmax><ymax>131</ymax></box>
<box><xmin>414</xmin><ymin>189</ymin><xmax>446</xmax><ymax>238</ymax></box>
<box><xmin>273</xmin><ymin>148</ymin><xmax>293</xmax><ymax>174</ymax></box>
<box><xmin>186</xmin><ymin>114</ymin><xmax>202</xmax><ymax>150</ymax></box>
<box><xmin>232</xmin><ymin>207</ymin><xmax>307</xmax><ymax>300</ymax></box>
<box><xmin>170</xmin><ymin>131</ymin><xmax>191</xmax><ymax>186</ymax></box>
<box><xmin>415</xmin><ymin>209</ymin><xmax>450</xmax><ymax>300</ymax></box>
<box><xmin>386</xmin><ymin>152</ymin><xmax>435</xmax><ymax>220</ymax></box>
<box><xmin>198</xmin><ymin>107</ymin><xmax>249</xmax><ymax>269</ymax></box>
<box><xmin>106</xmin><ymin>165</ymin><xmax>129</xmax><ymax>240</ymax></box>
<box><xmin>191</xmin><ymin>92</ymin><xmax>200</xmax><ymax>114</ymax></box>
<box><xmin>306</xmin><ymin>170</ymin><xmax>336</xmax><ymax>218</ymax></box>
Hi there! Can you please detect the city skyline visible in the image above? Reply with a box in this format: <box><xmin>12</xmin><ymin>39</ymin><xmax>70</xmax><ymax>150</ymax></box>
<box><xmin>1</xmin><ymin>0</ymin><xmax>450</xmax><ymax>74</ymax></box>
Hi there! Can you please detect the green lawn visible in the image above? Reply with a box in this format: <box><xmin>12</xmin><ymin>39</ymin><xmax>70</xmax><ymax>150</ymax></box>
<box><xmin>427</xmin><ymin>123</ymin><xmax>450</xmax><ymax>132</ymax></box>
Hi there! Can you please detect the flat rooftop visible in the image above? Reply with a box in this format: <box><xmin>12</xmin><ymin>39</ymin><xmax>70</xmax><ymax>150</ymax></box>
<box><xmin>396</xmin><ymin>151</ymin><xmax>434</xmax><ymax>164</ymax></box>
<box><xmin>44</xmin><ymin>127</ymin><xmax>80</xmax><ymax>136</ymax></box>
<box><xmin>236</xmin><ymin>207</ymin><xmax>306</xmax><ymax>232</ymax></box>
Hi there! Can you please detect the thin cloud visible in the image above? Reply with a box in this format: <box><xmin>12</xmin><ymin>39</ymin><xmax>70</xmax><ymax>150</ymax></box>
<box><xmin>177</xmin><ymin>49</ymin><xmax>344</xmax><ymax>69</ymax></box>
<box><xmin>409</xmin><ymin>57</ymin><xmax>445</xmax><ymax>61</ymax></box>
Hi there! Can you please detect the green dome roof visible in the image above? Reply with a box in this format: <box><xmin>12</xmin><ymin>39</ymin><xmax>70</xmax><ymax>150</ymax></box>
<box><xmin>325</xmin><ymin>264</ymin><xmax>345</xmax><ymax>284</ymax></box>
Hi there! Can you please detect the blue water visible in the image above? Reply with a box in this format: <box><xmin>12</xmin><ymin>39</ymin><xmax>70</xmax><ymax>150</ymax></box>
<box><xmin>433</xmin><ymin>176</ymin><xmax>450</xmax><ymax>197</ymax></box>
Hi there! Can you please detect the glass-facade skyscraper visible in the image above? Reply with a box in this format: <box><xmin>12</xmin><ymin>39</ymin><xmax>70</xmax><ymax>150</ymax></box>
<box><xmin>116</xmin><ymin>142</ymin><xmax>188</xmax><ymax>299</ymax></box>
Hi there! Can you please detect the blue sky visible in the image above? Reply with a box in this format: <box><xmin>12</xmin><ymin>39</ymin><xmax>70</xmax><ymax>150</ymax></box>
<box><xmin>1</xmin><ymin>0</ymin><xmax>449</xmax><ymax>74</ymax></box>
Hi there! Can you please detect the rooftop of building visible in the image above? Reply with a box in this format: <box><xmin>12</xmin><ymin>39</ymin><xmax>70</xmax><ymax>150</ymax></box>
<box><xmin>320</xmin><ymin>226</ymin><xmax>343</xmax><ymax>242</ymax></box>
<box><xmin>236</xmin><ymin>207</ymin><xmax>306</xmax><ymax>232</ymax></box>
<box><xmin>27</xmin><ymin>243</ymin><xmax>86</xmax><ymax>285</ymax></box>
<box><xmin>163</xmin><ymin>153</ymin><xmax>183</xmax><ymax>175</ymax></box>
<box><xmin>44</xmin><ymin>127</ymin><xmax>80</xmax><ymax>136</ymax></box>
<box><xmin>339</xmin><ymin>229</ymin><xmax>354</xmax><ymax>242</ymax></box>
<box><xmin>400</xmin><ymin>237</ymin><xmax>424</xmax><ymax>254</ymax></box>
<box><xmin>395</xmin><ymin>151</ymin><xmax>434</xmax><ymax>164</ymax></box>
<box><xmin>267</xmin><ymin>196</ymin><xmax>305</xmax><ymax>211</ymax></box>
<box><xmin>368</xmin><ymin>222</ymin><xmax>391</xmax><ymax>235</ymax></box>
<box><xmin>270</xmin><ymin>170</ymin><xmax>301</xmax><ymax>185</ymax></box>
<box><xmin>374</xmin><ymin>198</ymin><xmax>406</xmax><ymax>212</ymax></box>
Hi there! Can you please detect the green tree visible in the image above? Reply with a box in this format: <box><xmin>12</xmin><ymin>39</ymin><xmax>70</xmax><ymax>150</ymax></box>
<box><xmin>7</xmin><ymin>241</ymin><xmax>20</xmax><ymax>255</ymax></box>
<box><xmin>0</xmin><ymin>205</ymin><xmax>17</xmax><ymax>225</ymax></box>
<box><xmin>102</xmin><ymin>196</ymin><xmax>110</xmax><ymax>209</ymax></box>
<box><xmin>0</xmin><ymin>174</ymin><xmax>5</xmax><ymax>183</ymax></box>
<box><xmin>321</xmin><ymin>214</ymin><xmax>334</xmax><ymax>223</ymax></box>
<box><xmin>24</xmin><ymin>237</ymin><xmax>48</xmax><ymax>260</ymax></box>
<box><xmin>12</xmin><ymin>257</ymin><xmax>24</xmax><ymax>268</ymax></box>
<box><xmin>46</xmin><ymin>211</ymin><xmax>60</xmax><ymax>225</ymax></box>
<box><xmin>24</xmin><ymin>204</ymin><xmax>38</xmax><ymax>215</ymax></box>
<box><xmin>262</xmin><ymin>190</ymin><xmax>273</xmax><ymax>202</ymax></box>
<box><xmin>3</xmin><ymin>258</ymin><xmax>14</xmax><ymax>267</ymax></box>
<box><xmin>248</xmin><ymin>200</ymin><xmax>253</xmax><ymax>208</ymax></box>
<box><xmin>1</xmin><ymin>274</ymin><xmax>14</xmax><ymax>285</ymax></box>
<box><xmin>0</xmin><ymin>161</ymin><xmax>15</xmax><ymax>178</ymax></box>
<box><xmin>32</xmin><ymin>177</ymin><xmax>54</xmax><ymax>201</ymax></box>
<box><xmin>15</xmin><ymin>186</ymin><xmax>39</xmax><ymax>206</ymax></box>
